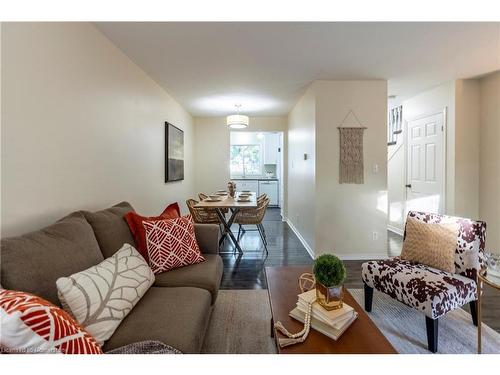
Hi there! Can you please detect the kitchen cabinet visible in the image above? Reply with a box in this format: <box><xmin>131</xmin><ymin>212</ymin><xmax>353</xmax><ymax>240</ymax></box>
<box><xmin>258</xmin><ymin>180</ymin><xmax>279</xmax><ymax>206</ymax></box>
<box><xmin>264</xmin><ymin>133</ymin><xmax>280</xmax><ymax>165</ymax></box>
<box><xmin>232</xmin><ymin>180</ymin><xmax>258</xmax><ymax>193</ymax></box>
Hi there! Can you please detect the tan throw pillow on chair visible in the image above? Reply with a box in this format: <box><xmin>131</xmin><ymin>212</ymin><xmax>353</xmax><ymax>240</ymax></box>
<box><xmin>401</xmin><ymin>217</ymin><xmax>459</xmax><ymax>273</ymax></box>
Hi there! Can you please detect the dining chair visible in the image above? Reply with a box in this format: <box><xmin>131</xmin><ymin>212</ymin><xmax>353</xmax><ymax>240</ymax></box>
<box><xmin>257</xmin><ymin>193</ymin><xmax>267</xmax><ymax>202</ymax></box>
<box><xmin>186</xmin><ymin>199</ymin><xmax>220</xmax><ymax>224</ymax></box>
<box><xmin>243</xmin><ymin>193</ymin><xmax>268</xmax><ymax>238</ymax></box>
<box><xmin>234</xmin><ymin>197</ymin><xmax>270</xmax><ymax>253</ymax></box>
<box><xmin>198</xmin><ymin>193</ymin><xmax>209</xmax><ymax>201</ymax></box>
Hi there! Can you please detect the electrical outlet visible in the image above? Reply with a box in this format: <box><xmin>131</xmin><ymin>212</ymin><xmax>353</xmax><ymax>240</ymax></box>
<box><xmin>372</xmin><ymin>231</ymin><xmax>378</xmax><ymax>241</ymax></box>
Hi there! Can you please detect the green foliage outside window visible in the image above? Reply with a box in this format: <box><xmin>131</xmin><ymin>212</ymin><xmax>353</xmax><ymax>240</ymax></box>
<box><xmin>230</xmin><ymin>145</ymin><xmax>262</xmax><ymax>176</ymax></box>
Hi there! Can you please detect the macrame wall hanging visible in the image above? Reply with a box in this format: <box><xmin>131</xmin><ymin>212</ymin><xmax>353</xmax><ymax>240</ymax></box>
<box><xmin>337</xmin><ymin>110</ymin><xmax>367</xmax><ymax>184</ymax></box>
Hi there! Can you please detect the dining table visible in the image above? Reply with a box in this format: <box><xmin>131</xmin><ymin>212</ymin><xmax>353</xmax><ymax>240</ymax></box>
<box><xmin>194</xmin><ymin>191</ymin><xmax>257</xmax><ymax>254</ymax></box>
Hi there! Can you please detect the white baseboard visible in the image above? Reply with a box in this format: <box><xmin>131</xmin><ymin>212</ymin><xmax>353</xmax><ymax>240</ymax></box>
<box><xmin>387</xmin><ymin>225</ymin><xmax>404</xmax><ymax>236</ymax></box>
<box><xmin>284</xmin><ymin>217</ymin><xmax>389</xmax><ymax>261</ymax></box>
<box><xmin>284</xmin><ymin>218</ymin><xmax>315</xmax><ymax>259</ymax></box>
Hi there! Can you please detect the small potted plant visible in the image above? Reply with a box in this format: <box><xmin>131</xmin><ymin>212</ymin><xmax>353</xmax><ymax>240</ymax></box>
<box><xmin>313</xmin><ymin>254</ymin><xmax>347</xmax><ymax>311</ymax></box>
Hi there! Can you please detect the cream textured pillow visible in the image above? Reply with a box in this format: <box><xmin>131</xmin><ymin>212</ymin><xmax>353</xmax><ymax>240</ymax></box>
<box><xmin>401</xmin><ymin>217</ymin><xmax>459</xmax><ymax>273</ymax></box>
<box><xmin>56</xmin><ymin>243</ymin><xmax>154</xmax><ymax>346</ymax></box>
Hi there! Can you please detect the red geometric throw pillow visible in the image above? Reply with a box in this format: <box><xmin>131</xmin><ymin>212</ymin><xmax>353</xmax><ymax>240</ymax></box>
<box><xmin>124</xmin><ymin>202</ymin><xmax>181</xmax><ymax>262</ymax></box>
<box><xmin>143</xmin><ymin>215</ymin><xmax>205</xmax><ymax>274</ymax></box>
<box><xmin>0</xmin><ymin>289</ymin><xmax>103</xmax><ymax>354</ymax></box>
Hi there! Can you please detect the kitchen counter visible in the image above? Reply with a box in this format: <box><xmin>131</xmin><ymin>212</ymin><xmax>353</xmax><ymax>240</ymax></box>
<box><xmin>231</xmin><ymin>178</ymin><xmax>279</xmax><ymax>206</ymax></box>
<box><xmin>231</xmin><ymin>177</ymin><xmax>279</xmax><ymax>181</ymax></box>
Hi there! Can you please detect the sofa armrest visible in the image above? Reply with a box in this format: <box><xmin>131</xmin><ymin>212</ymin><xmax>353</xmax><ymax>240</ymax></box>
<box><xmin>194</xmin><ymin>224</ymin><xmax>220</xmax><ymax>255</ymax></box>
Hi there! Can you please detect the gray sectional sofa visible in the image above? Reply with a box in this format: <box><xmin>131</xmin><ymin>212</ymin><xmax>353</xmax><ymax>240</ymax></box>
<box><xmin>0</xmin><ymin>202</ymin><xmax>223</xmax><ymax>353</ymax></box>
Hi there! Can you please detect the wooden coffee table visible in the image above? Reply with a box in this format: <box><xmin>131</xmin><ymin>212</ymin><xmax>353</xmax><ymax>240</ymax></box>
<box><xmin>266</xmin><ymin>266</ymin><xmax>397</xmax><ymax>354</ymax></box>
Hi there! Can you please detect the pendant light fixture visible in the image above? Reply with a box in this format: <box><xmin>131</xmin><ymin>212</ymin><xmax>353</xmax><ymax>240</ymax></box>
<box><xmin>227</xmin><ymin>104</ymin><xmax>249</xmax><ymax>129</ymax></box>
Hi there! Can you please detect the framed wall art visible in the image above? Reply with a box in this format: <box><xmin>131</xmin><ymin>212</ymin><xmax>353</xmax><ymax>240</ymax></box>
<box><xmin>165</xmin><ymin>122</ymin><xmax>184</xmax><ymax>182</ymax></box>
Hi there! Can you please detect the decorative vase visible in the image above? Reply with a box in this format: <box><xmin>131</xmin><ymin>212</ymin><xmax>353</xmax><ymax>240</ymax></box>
<box><xmin>228</xmin><ymin>181</ymin><xmax>236</xmax><ymax>197</ymax></box>
<box><xmin>315</xmin><ymin>283</ymin><xmax>343</xmax><ymax>311</ymax></box>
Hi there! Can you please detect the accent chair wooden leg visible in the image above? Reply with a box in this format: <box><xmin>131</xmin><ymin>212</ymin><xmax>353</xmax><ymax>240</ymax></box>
<box><xmin>469</xmin><ymin>300</ymin><xmax>478</xmax><ymax>326</ymax></box>
<box><xmin>425</xmin><ymin>317</ymin><xmax>439</xmax><ymax>353</ymax></box>
<box><xmin>364</xmin><ymin>283</ymin><xmax>373</xmax><ymax>312</ymax></box>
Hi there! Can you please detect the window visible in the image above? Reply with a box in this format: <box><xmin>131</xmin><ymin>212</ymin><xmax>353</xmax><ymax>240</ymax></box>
<box><xmin>230</xmin><ymin>144</ymin><xmax>262</xmax><ymax>176</ymax></box>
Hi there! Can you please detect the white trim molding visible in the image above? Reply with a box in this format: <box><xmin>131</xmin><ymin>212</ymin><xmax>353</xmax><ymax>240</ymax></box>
<box><xmin>387</xmin><ymin>224</ymin><xmax>404</xmax><ymax>236</ymax></box>
<box><xmin>284</xmin><ymin>217</ymin><xmax>315</xmax><ymax>259</ymax></box>
<box><xmin>285</xmin><ymin>217</ymin><xmax>388</xmax><ymax>261</ymax></box>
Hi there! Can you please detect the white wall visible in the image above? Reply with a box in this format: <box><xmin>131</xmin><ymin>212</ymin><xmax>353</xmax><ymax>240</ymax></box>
<box><xmin>388</xmin><ymin>73</ymin><xmax>500</xmax><ymax>254</ymax></box>
<box><xmin>286</xmin><ymin>80</ymin><xmax>388</xmax><ymax>259</ymax></box>
<box><xmin>193</xmin><ymin>116</ymin><xmax>287</xmax><ymax>197</ymax></box>
<box><xmin>314</xmin><ymin>80</ymin><xmax>388</xmax><ymax>259</ymax></box>
<box><xmin>455</xmin><ymin>79</ymin><xmax>480</xmax><ymax>219</ymax></box>
<box><xmin>387</xmin><ymin>97</ymin><xmax>408</xmax><ymax>234</ymax></box>
<box><xmin>0</xmin><ymin>23</ymin><xmax>3</xmax><ymax>235</ymax></box>
<box><xmin>286</xmin><ymin>87</ymin><xmax>316</xmax><ymax>254</ymax></box>
<box><xmin>387</xmin><ymin>137</ymin><xmax>406</xmax><ymax>234</ymax></box>
<box><xmin>479</xmin><ymin>71</ymin><xmax>500</xmax><ymax>255</ymax></box>
<box><xmin>1</xmin><ymin>23</ymin><xmax>195</xmax><ymax>237</ymax></box>
<box><xmin>388</xmin><ymin>80</ymin><xmax>482</xmax><ymax>235</ymax></box>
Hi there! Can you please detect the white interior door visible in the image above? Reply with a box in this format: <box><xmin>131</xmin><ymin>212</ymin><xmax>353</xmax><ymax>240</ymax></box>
<box><xmin>406</xmin><ymin>112</ymin><xmax>445</xmax><ymax>215</ymax></box>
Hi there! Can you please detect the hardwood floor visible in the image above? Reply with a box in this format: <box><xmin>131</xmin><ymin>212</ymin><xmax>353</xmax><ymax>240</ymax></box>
<box><xmin>219</xmin><ymin>208</ymin><xmax>499</xmax><ymax>333</ymax></box>
<box><xmin>220</xmin><ymin>208</ymin><xmax>313</xmax><ymax>289</ymax></box>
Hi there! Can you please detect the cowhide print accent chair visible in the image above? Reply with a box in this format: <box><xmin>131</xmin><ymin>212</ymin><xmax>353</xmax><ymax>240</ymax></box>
<box><xmin>361</xmin><ymin>211</ymin><xmax>486</xmax><ymax>353</ymax></box>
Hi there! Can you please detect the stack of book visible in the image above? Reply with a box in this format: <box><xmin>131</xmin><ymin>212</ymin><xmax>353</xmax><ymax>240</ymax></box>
<box><xmin>289</xmin><ymin>289</ymin><xmax>358</xmax><ymax>341</ymax></box>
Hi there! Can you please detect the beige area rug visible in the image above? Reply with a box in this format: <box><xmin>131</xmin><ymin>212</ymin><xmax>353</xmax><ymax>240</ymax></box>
<box><xmin>202</xmin><ymin>290</ymin><xmax>277</xmax><ymax>354</ymax></box>
<box><xmin>202</xmin><ymin>289</ymin><xmax>500</xmax><ymax>354</ymax></box>
<box><xmin>349</xmin><ymin>289</ymin><xmax>500</xmax><ymax>354</ymax></box>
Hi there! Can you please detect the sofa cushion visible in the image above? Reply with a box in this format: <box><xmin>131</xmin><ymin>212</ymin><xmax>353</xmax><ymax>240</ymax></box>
<box><xmin>0</xmin><ymin>212</ymin><xmax>104</xmax><ymax>306</ymax></box>
<box><xmin>193</xmin><ymin>224</ymin><xmax>221</xmax><ymax>255</ymax></box>
<box><xmin>362</xmin><ymin>257</ymin><xmax>477</xmax><ymax>319</ymax></box>
<box><xmin>143</xmin><ymin>215</ymin><xmax>205</xmax><ymax>274</ymax></box>
<box><xmin>0</xmin><ymin>289</ymin><xmax>103</xmax><ymax>354</ymax></box>
<box><xmin>102</xmin><ymin>287</ymin><xmax>212</xmax><ymax>353</ymax></box>
<box><xmin>124</xmin><ymin>202</ymin><xmax>181</xmax><ymax>262</ymax></box>
<box><xmin>153</xmin><ymin>254</ymin><xmax>223</xmax><ymax>304</ymax></box>
<box><xmin>82</xmin><ymin>202</ymin><xmax>136</xmax><ymax>258</ymax></box>
<box><xmin>57</xmin><ymin>243</ymin><xmax>155</xmax><ymax>345</ymax></box>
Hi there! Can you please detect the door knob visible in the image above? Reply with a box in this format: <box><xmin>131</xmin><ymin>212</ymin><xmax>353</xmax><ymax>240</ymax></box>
<box><xmin>405</xmin><ymin>184</ymin><xmax>412</xmax><ymax>188</ymax></box>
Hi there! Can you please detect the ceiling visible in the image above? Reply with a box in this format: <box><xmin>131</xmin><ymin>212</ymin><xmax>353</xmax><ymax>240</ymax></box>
<box><xmin>95</xmin><ymin>22</ymin><xmax>500</xmax><ymax>117</ymax></box>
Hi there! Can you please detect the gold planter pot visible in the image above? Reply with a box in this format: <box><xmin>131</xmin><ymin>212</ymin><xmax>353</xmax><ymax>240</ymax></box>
<box><xmin>316</xmin><ymin>283</ymin><xmax>344</xmax><ymax>311</ymax></box>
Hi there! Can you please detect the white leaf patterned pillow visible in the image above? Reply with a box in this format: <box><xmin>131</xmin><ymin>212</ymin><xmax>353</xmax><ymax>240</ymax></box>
<box><xmin>56</xmin><ymin>244</ymin><xmax>154</xmax><ymax>346</ymax></box>
<box><xmin>143</xmin><ymin>215</ymin><xmax>205</xmax><ymax>274</ymax></box>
